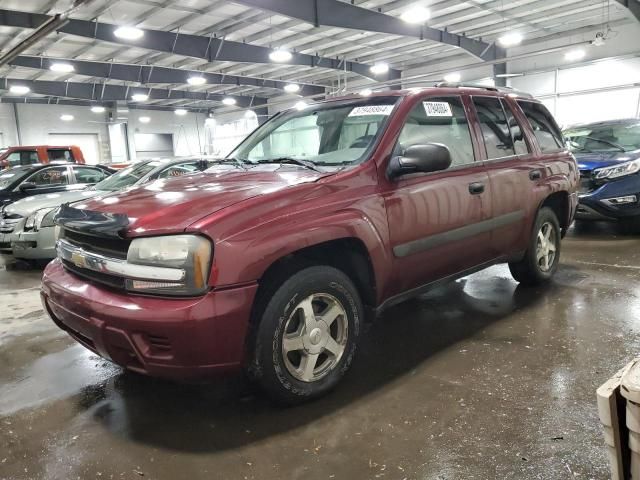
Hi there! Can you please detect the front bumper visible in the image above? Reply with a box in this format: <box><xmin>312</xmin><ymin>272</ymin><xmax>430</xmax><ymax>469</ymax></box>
<box><xmin>10</xmin><ymin>226</ymin><xmax>57</xmax><ymax>260</ymax></box>
<box><xmin>41</xmin><ymin>259</ymin><xmax>258</xmax><ymax>379</ymax></box>
<box><xmin>577</xmin><ymin>174</ymin><xmax>640</xmax><ymax>221</ymax></box>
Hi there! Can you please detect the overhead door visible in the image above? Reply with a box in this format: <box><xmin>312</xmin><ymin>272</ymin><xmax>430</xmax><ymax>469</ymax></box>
<box><xmin>134</xmin><ymin>133</ymin><xmax>174</xmax><ymax>159</ymax></box>
<box><xmin>48</xmin><ymin>133</ymin><xmax>101</xmax><ymax>164</ymax></box>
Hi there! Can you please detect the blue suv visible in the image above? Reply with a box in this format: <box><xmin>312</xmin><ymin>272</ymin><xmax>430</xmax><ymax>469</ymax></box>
<box><xmin>565</xmin><ymin>119</ymin><xmax>640</xmax><ymax>232</ymax></box>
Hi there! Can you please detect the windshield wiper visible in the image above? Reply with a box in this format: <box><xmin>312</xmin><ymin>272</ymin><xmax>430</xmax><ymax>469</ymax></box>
<box><xmin>215</xmin><ymin>157</ymin><xmax>247</xmax><ymax>170</ymax></box>
<box><xmin>581</xmin><ymin>136</ymin><xmax>626</xmax><ymax>152</ymax></box>
<box><xmin>255</xmin><ymin>157</ymin><xmax>321</xmax><ymax>172</ymax></box>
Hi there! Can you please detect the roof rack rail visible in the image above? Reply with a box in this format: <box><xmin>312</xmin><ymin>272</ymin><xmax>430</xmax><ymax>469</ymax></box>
<box><xmin>434</xmin><ymin>82</ymin><xmax>533</xmax><ymax>99</ymax></box>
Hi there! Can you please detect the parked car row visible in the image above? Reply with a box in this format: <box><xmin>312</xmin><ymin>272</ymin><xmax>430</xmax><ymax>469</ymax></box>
<box><xmin>1</xmin><ymin>85</ymin><xmax>638</xmax><ymax>404</ymax></box>
<box><xmin>0</xmin><ymin>145</ymin><xmax>86</xmax><ymax>169</ymax></box>
<box><xmin>0</xmin><ymin>158</ymin><xmax>213</xmax><ymax>261</ymax></box>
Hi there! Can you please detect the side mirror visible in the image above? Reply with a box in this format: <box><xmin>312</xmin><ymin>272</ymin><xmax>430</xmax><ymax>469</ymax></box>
<box><xmin>19</xmin><ymin>182</ymin><xmax>37</xmax><ymax>192</ymax></box>
<box><xmin>387</xmin><ymin>143</ymin><xmax>452</xmax><ymax>180</ymax></box>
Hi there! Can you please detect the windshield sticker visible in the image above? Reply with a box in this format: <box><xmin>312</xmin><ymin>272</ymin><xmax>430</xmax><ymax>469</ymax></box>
<box><xmin>348</xmin><ymin>105</ymin><xmax>395</xmax><ymax>117</ymax></box>
<box><xmin>423</xmin><ymin>101</ymin><xmax>453</xmax><ymax>117</ymax></box>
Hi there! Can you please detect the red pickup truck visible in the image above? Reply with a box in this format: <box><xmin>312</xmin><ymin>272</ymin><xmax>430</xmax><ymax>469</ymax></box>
<box><xmin>42</xmin><ymin>86</ymin><xmax>578</xmax><ymax>404</ymax></box>
<box><xmin>0</xmin><ymin>145</ymin><xmax>85</xmax><ymax>169</ymax></box>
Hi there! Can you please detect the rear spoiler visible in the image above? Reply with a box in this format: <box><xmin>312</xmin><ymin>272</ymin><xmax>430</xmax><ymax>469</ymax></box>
<box><xmin>54</xmin><ymin>203</ymin><xmax>129</xmax><ymax>239</ymax></box>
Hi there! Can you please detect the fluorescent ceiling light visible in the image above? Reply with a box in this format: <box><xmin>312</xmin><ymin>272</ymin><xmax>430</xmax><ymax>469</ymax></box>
<box><xmin>370</xmin><ymin>63</ymin><xmax>389</xmax><ymax>75</ymax></box>
<box><xmin>60</xmin><ymin>114</ymin><xmax>74</xmax><ymax>121</ymax></box>
<box><xmin>400</xmin><ymin>5</ymin><xmax>430</xmax><ymax>24</ymax></box>
<box><xmin>114</xmin><ymin>26</ymin><xmax>144</xmax><ymax>40</ymax></box>
<box><xmin>495</xmin><ymin>73</ymin><xmax>524</xmax><ymax>78</ymax></box>
<box><xmin>187</xmin><ymin>75</ymin><xmax>206</xmax><ymax>86</ymax></box>
<box><xmin>50</xmin><ymin>62</ymin><xmax>74</xmax><ymax>73</ymax></box>
<box><xmin>359</xmin><ymin>88</ymin><xmax>373</xmax><ymax>96</ymax></box>
<box><xmin>174</xmin><ymin>108</ymin><xmax>188</xmax><ymax>116</ymax></box>
<box><xmin>565</xmin><ymin>49</ymin><xmax>586</xmax><ymax>61</ymax></box>
<box><xmin>222</xmin><ymin>97</ymin><xmax>236</xmax><ymax>106</ymax></box>
<box><xmin>90</xmin><ymin>106</ymin><xmax>105</xmax><ymax>113</ymax></box>
<box><xmin>284</xmin><ymin>83</ymin><xmax>300</xmax><ymax>93</ymax></box>
<box><xmin>269</xmin><ymin>48</ymin><xmax>292</xmax><ymax>62</ymax></box>
<box><xmin>139</xmin><ymin>116</ymin><xmax>151</xmax><ymax>123</ymax></box>
<box><xmin>294</xmin><ymin>101</ymin><xmax>307</xmax><ymax>110</ymax></box>
<box><xmin>498</xmin><ymin>32</ymin><xmax>523</xmax><ymax>47</ymax></box>
<box><xmin>443</xmin><ymin>72</ymin><xmax>461</xmax><ymax>83</ymax></box>
<box><xmin>132</xmin><ymin>93</ymin><xmax>148</xmax><ymax>101</ymax></box>
<box><xmin>9</xmin><ymin>85</ymin><xmax>30</xmax><ymax>95</ymax></box>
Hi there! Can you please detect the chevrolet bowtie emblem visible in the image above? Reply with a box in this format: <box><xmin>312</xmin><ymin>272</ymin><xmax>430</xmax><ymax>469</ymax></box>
<box><xmin>71</xmin><ymin>252</ymin><xmax>87</xmax><ymax>268</ymax></box>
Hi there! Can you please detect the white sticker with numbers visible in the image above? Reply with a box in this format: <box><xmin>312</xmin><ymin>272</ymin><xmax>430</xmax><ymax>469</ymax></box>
<box><xmin>348</xmin><ymin>105</ymin><xmax>395</xmax><ymax>117</ymax></box>
<box><xmin>423</xmin><ymin>101</ymin><xmax>453</xmax><ymax>117</ymax></box>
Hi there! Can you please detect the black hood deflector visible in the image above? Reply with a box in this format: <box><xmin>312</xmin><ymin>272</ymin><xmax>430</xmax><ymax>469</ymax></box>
<box><xmin>55</xmin><ymin>203</ymin><xmax>129</xmax><ymax>238</ymax></box>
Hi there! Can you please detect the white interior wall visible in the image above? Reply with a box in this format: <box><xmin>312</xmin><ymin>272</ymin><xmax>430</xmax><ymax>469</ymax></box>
<box><xmin>0</xmin><ymin>104</ymin><xmax>19</xmax><ymax>147</ymax></box>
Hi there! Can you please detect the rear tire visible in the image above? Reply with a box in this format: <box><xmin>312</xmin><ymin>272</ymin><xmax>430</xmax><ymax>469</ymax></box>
<box><xmin>509</xmin><ymin>207</ymin><xmax>561</xmax><ymax>286</ymax></box>
<box><xmin>248</xmin><ymin>266</ymin><xmax>362</xmax><ymax>405</ymax></box>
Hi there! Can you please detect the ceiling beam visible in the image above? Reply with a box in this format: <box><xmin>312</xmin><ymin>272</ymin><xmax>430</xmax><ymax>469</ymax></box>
<box><xmin>9</xmin><ymin>55</ymin><xmax>326</xmax><ymax>96</ymax></box>
<box><xmin>0</xmin><ymin>9</ymin><xmax>400</xmax><ymax>81</ymax></box>
<box><xmin>0</xmin><ymin>78</ymin><xmax>266</xmax><ymax>107</ymax></box>
<box><xmin>615</xmin><ymin>0</ymin><xmax>640</xmax><ymax>22</ymax></box>
<box><xmin>229</xmin><ymin>0</ymin><xmax>503</xmax><ymax>61</ymax></box>
<box><xmin>0</xmin><ymin>96</ymin><xmax>212</xmax><ymax>113</ymax></box>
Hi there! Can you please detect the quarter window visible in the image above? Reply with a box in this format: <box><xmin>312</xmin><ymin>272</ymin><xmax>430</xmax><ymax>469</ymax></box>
<box><xmin>396</xmin><ymin>96</ymin><xmax>474</xmax><ymax>167</ymax></box>
<box><xmin>517</xmin><ymin>101</ymin><xmax>564</xmax><ymax>153</ymax></box>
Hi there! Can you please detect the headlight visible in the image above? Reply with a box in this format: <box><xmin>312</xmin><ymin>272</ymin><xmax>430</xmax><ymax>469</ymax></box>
<box><xmin>126</xmin><ymin>235</ymin><xmax>212</xmax><ymax>296</ymax></box>
<box><xmin>594</xmin><ymin>158</ymin><xmax>640</xmax><ymax>180</ymax></box>
<box><xmin>24</xmin><ymin>207</ymin><xmax>57</xmax><ymax>232</ymax></box>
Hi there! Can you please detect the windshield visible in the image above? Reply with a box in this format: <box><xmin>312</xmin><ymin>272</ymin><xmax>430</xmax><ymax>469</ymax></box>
<box><xmin>564</xmin><ymin>122</ymin><xmax>640</xmax><ymax>153</ymax></box>
<box><xmin>94</xmin><ymin>161</ymin><xmax>161</xmax><ymax>191</ymax></box>
<box><xmin>228</xmin><ymin>97</ymin><xmax>399</xmax><ymax>166</ymax></box>
<box><xmin>0</xmin><ymin>168</ymin><xmax>29</xmax><ymax>190</ymax></box>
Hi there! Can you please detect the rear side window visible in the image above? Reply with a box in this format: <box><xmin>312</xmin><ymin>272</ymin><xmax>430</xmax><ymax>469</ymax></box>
<box><xmin>157</xmin><ymin>162</ymin><xmax>201</xmax><ymax>179</ymax></box>
<box><xmin>472</xmin><ymin>96</ymin><xmax>516</xmax><ymax>159</ymax></box>
<box><xmin>73</xmin><ymin>166</ymin><xmax>109</xmax><ymax>184</ymax></box>
<box><xmin>397</xmin><ymin>96</ymin><xmax>474</xmax><ymax>167</ymax></box>
<box><xmin>47</xmin><ymin>149</ymin><xmax>75</xmax><ymax>163</ymax></box>
<box><xmin>517</xmin><ymin>101</ymin><xmax>564</xmax><ymax>153</ymax></box>
<box><xmin>502</xmin><ymin>102</ymin><xmax>529</xmax><ymax>155</ymax></box>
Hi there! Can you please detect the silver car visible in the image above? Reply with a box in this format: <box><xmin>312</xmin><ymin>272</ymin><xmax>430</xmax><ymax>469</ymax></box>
<box><xmin>0</xmin><ymin>157</ymin><xmax>212</xmax><ymax>261</ymax></box>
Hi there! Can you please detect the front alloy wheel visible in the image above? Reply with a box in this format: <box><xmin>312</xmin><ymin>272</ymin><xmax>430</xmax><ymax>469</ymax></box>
<box><xmin>282</xmin><ymin>293</ymin><xmax>348</xmax><ymax>383</ymax></box>
<box><xmin>249</xmin><ymin>266</ymin><xmax>362</xmax><ymax>404</ymax></box>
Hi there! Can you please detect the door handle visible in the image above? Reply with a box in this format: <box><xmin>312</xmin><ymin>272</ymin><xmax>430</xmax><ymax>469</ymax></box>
<box><xmin>529</xmin><ymin>169</ymin><xmax>542</xmax><ymax>180</ymax></box>
<box><xmin>469</xmin><ymin>182</ymin><xmax>485</xmax><ymax>195</ymax></box>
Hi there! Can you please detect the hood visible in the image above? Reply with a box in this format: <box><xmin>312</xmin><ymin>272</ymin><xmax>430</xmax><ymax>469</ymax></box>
<box><xmin>74</xmin><ymin>165</ymin><xmax>331</xmax><ymax>235</ymax></box>
<box><xmin>5</xmin><ymin>190</ymin><xmax>102</xmax><ymax>217</ymax></box>
<box><xmin>574</xmin><ymin>150</ymin><xmax>640</xmax><ymax>172</ymax></box>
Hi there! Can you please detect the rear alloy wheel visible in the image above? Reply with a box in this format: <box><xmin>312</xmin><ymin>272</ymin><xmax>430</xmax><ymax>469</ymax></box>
<box><xmin>509</xmin><ymin>207</ymin><xmax>561</xmax><ymax>285</ymax></box>
<box><xmin>249</xmin><ymin>266</ymin><xmax>362</xmax><ymax>405</ymax></box>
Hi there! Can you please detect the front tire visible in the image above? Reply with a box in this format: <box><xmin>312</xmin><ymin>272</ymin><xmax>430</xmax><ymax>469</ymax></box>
<box><xmin>249</xmin><ymin>266</ymin><xmax>362</xmax><ymax>405</ymax></box>
<box><xmin>620</xmin><ymin>216</ymin><xmax>640</xmax><ymax>235</ymax></box>
<box><xmin>509</xmin><ymin>207</ymin><xmax>561</xmax><ymax>286</ymax></box>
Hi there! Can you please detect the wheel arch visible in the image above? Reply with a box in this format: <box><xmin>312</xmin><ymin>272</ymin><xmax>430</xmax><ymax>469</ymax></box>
<box><xmin>539</xmin><ymin>191</ymin><xmax>571</xmax><ymax>235</ymax></box>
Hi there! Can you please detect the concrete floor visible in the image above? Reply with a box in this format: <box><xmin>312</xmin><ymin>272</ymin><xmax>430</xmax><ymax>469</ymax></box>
<box><xmin>1</xmin><ymin>223</ymin><xmax>639</xmax><ymax>480</ymax></box>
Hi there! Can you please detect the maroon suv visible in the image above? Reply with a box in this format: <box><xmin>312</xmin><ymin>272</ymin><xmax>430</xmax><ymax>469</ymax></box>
<box><xmin>42</xmin><ymin>86</ymin><xmax>578</xmax><ymax>403</ymax></box>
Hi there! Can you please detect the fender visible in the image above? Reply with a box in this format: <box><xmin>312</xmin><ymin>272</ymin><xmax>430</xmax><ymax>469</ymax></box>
<box><xmin>211</xmin><ymin>204</ymin><xmax>393</xmax><ymax>304</ymax></box>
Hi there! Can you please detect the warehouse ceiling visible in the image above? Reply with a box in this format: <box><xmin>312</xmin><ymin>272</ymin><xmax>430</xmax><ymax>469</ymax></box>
<box><xmin>0</xmin><ymin>0</ymin><xmax>634</xmax><ymax>112</ymax></box>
